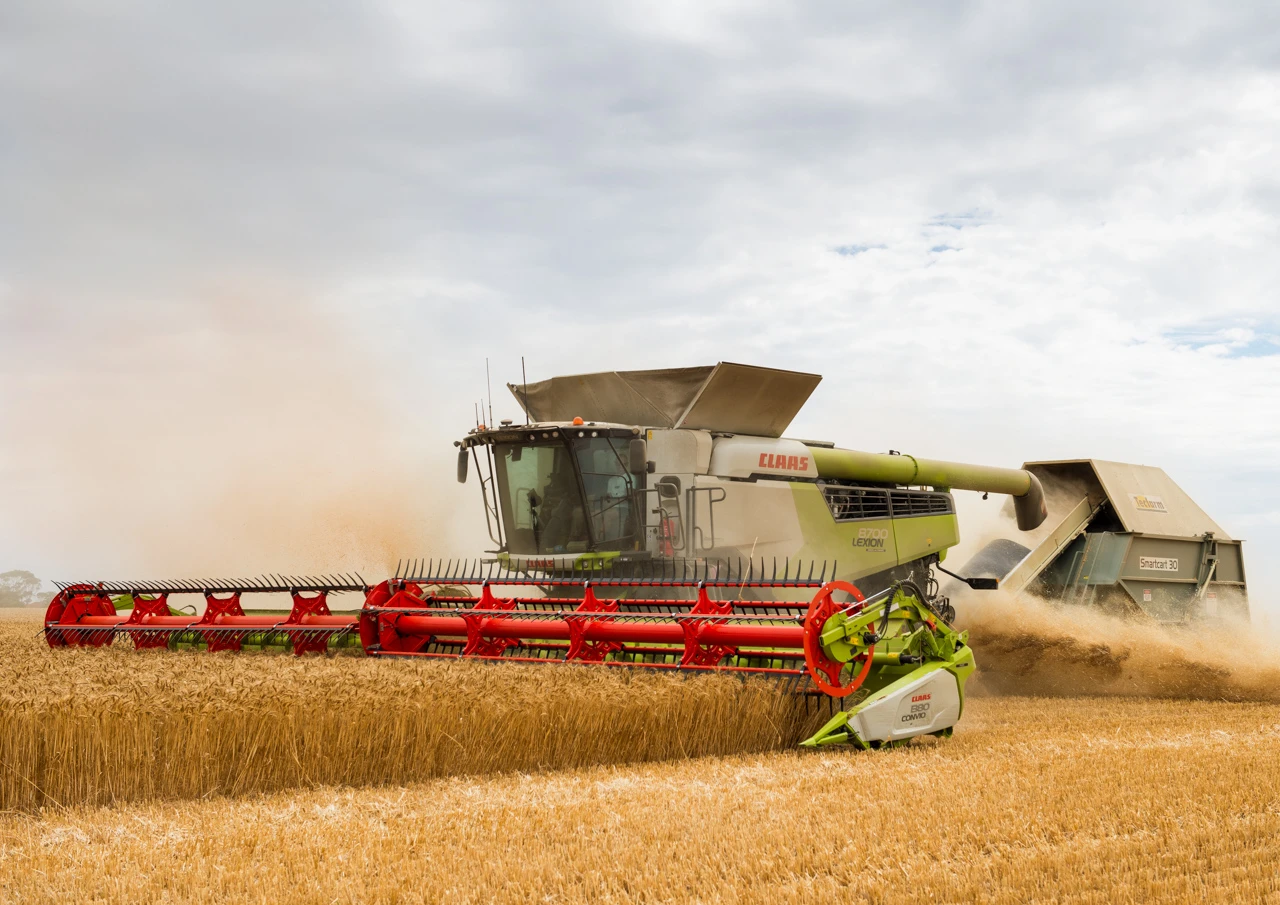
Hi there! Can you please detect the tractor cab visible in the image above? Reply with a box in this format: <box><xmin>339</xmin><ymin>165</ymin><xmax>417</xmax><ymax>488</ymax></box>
<box><xmin>459</xmin><ymin>421</ymin><xmax>649</xmax><ymax>564</ymax></box>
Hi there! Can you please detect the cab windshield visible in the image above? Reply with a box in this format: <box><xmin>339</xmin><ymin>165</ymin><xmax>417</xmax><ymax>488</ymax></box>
<box><xmin>493</xmin><ymin>436</ymin><xmax>641</xmax><ymax>554</ymax></box>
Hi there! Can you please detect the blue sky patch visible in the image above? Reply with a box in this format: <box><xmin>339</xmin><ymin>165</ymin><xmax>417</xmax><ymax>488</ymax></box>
<box><xmin>929</xmin><ymin>209</ymin><xmax>990</xmax><ymax>230</ymax></box>
<box><xmin>1163</xmin><ymin>323</ymin><xmax>1280</xmax><ymax>358</ymax></box>
<box><xmin>832</xmin><ymin>243</ymin><xmax>884</xmax><ymax>257</ymax></box>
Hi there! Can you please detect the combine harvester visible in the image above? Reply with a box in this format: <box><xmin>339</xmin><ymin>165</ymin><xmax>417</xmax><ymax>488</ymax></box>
<box><xmin>44</xmin><ymin>363</ymin><xmax>1248</xmax><ymax>748</ymax></box>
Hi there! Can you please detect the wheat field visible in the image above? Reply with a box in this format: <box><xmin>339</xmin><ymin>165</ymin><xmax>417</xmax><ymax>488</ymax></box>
<box><xmin>1</xmin><ymin>694</ymin><xmax>1278</xmax><ymax>904</ymax></box>
<box><xmin>7</xmin><ymin>603</ymin><xmax>1280</xmax><ymax>903</ymax></box>
<box><xmin>0</xmin><ymin>612</ymin><xmax>824</xmax><ymax>811</ymax></box>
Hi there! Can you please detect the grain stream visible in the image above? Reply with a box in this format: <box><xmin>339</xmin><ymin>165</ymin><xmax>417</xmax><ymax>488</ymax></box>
<box><xmin>961</xmin><ymin>592</ymin><xmax>1280</xmax><ymax>702</ymax></box>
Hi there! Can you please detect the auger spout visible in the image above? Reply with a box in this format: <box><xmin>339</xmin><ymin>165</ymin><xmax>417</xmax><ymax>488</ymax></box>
<box><xmin>809</xmin><ymin>447</ymin><xmax>1048</xmax><ymax>530</ymax></box>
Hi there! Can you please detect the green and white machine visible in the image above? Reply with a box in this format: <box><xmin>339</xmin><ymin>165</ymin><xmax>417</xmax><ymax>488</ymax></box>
<box><xmin>468</xmin><ymin>363</ymin><xmax>1047</xmax><ymax>589</ymax></box>
<box><xmin>49</xmin><ymin>362</ymin><xmax>1246</xmax><ymax>750</ymax></box>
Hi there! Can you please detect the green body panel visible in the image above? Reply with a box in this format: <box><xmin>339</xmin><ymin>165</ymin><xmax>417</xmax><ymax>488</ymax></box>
<box><xmin>789</xmin><ymin>483</ymin><xmax>898</xmax><ymax>576</ymax></box>
<box><xmin>891</xmin><ymin>513</ymin><xmax>960</xmax><ymax>566</ymax></box>
<box><xmin>789</xmin><ymin>483</ymin><xmax>959</xmax><ymax>582</ymax></box>
<box><xmin>800</xmin><ymin>585</ymin><xmax>976</xmax><ymax>748</ymax></box>
<box><xmin>811</xmin><ymin>447</ymin><xmax>1032</xmax><ymax>496</ymax></box>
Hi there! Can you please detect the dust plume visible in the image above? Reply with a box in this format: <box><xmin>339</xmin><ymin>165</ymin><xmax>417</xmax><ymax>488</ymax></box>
<box><xmin>0</xmin><ymin>285</ymin><xmax>466</xmax><ymax>583</ymax></box>
<box><xmin>960</xmin><ymin>590</ymin><xmax>1280</xmax><ymax>703</ymax></box>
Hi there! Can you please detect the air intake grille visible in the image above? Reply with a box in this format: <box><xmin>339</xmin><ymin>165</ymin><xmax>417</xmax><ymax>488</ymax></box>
<box><xmin>821</xmin><ymin>486</ymin><xmax>891</xmax><ymax>522</ymax></box>
<box><xmin>890</xmin><ymin>491</ymin><xmax>955</xmax><ymax>518</ymax></box>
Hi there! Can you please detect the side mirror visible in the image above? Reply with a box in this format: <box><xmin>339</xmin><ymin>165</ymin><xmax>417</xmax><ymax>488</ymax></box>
<box><xmin>628</xmin><ymin>438</ymin><xmax>648</xmax><ymax>475</ymax></box>
<box><xmin>457</xmin><ymin>448</ymin><xmax>469</xmax><ymax>484</ymax></box>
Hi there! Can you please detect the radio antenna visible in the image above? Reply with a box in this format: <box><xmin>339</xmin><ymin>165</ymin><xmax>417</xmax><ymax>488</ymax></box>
<box><xmin>485</xmin><ymin>358</ymin><xmax>494</xmax><ymax>428</ymax></box>
<box><xmin>521</xmin><ymin>356</ymin><xmax>529</xmax><ymax>423</ymax></box>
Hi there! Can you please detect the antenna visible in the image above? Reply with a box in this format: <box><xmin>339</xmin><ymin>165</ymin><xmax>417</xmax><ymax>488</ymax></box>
<box><xmin>485</xmin><ymin>358</ymin><xmax>494</xmax><ymax>429</ymax></box>
<box><xmin>474</xmin><ymin>401</ymin><xmax>479</xmax><ymax>428</ymax></box>
<box><xmin>521</xmin><ymin>356</ymin><xmax>529</xmax><ymax>423</ymax></box>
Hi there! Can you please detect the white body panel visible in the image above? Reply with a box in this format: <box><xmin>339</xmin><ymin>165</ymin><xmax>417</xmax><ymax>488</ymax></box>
<box><xmin>849</xmin><ymin>669</ymin><xmax>962</xmax><ymax>745</ymax></box>
<box><xmin>707</xmin><ymin>436</ymin><xmax>816</xmax><ymax>480</ymax></box>
<box><xmin>688</xmin><ymin>475</ymin><xmax>803</xmax><ymax>561</ymax></box>
<box><xmin>647</xmin><ymin>429</ymin><xmax>713</xmax><ymax>475</ymax></box>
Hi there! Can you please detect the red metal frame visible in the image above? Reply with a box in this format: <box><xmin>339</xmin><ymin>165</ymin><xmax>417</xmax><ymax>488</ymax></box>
<box><xmin>44</xmin><ymin>585</ymin><xmax>356</xmax><ymax>655</ymax></box>
<box><xmin>44</xmin><ymin>573</ymin><xmax>869</xmax><ymax>696</ymax></box>
<box><xmin>802</xmin><ymin>580</ymin><xmax>871</xmax><ymax>697</ymax></box>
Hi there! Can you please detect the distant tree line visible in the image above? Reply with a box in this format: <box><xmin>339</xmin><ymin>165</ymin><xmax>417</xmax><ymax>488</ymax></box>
<box><xmin>0</xmin><ymin>570</ymin><xmax>43</xmax><ymax>607</ymax></box>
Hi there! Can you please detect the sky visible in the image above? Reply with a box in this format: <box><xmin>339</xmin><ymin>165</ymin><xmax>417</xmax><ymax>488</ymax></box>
<box><xmin>2</xmin><ymin>2</ymin><xmax>1278</xmax><ymax>608</ymax></box>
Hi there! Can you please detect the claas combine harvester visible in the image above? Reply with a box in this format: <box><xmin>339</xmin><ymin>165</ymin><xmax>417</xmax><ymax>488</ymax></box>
<box><xmin>44</xmin><ymin>363</ymin><xmax>1248</xmax><ymax>749</ymax></box>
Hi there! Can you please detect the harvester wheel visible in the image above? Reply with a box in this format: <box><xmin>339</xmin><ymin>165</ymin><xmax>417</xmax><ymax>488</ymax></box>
<box><xmin>803</xmin><ymin>580</ymin><xmax>873</xmax><ymax>698</ymax></box>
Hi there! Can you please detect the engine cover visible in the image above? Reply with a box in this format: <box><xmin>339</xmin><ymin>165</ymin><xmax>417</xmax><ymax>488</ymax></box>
<box><xmin>848</xmin><ymin>668</ymin><xmax>962</xmax><ymax>745</ymax></box>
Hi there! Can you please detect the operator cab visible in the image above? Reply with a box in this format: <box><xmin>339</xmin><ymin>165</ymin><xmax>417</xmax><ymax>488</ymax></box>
<box><xmin>459</xmin><ymin>422</ymin><xmax>648</xmax><ymax>559</ymax></box>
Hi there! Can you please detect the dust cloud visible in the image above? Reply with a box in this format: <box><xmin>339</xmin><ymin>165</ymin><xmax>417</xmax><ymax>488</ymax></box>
<box><xmin>946</xmin><ymin>470</ymin><xmax>1280</xmax><ymax>705</ymax></box>
<box><xmin>1</xmin><ymin>285</ymin><xmax>467</xmax><ymax>585</ymax></box>
<box><xmin>959</xmin><ymin>590</ymin><xmax>1280</xmax><ymax>704</ymax></box>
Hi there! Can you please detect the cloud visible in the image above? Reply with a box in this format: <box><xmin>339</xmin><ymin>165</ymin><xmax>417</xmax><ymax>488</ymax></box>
<box><xmin>2</xmin><ymin>0</ymin><xmax>1280</xmax><ymax>602</ymax></box>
